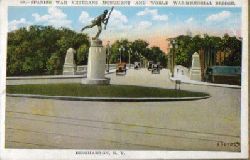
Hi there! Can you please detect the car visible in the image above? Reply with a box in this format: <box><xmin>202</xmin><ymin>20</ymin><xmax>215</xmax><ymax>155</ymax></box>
<box><xmin>147</xmin><ymin>61</ymin><xmax>153</xmax><ymax>70</ymax></box>
<box><xmin>116</xmin><ymin>62</ymin><xmax>127</xmax><ymax>75</ymax></box>
<box><xmin>134</xmin><ymin>62</ymin><xmax>141</xmax><ymax>70</ymax></box>
<box><xmin>156</xmin><ymin>62</ymin><xmax>163</xmax><ymax>69</ymax></box>
<box><xmin>151</xmin><ymin>64</ymin><xmax>160</xmax><ymax>74</ymax></box>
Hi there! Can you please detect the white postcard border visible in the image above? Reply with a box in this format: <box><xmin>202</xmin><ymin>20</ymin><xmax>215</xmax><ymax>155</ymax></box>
<box><xmin>0</xmin><ymin>0</ymin><xmax>248</xmax><ymax>159</ymax></box>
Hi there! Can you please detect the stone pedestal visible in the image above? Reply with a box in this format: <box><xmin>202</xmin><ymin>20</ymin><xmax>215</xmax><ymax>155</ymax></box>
<box><xmin>83</xmin><ymin>39</ymin><xmax>110</xmax><ymax>84</ymax></box>
<box><xmin>190</xmin><ymin>52</ymin><xmax>201</xmax><ymax>81</ymax></box>
<box><xmin>63</xmin><ymin>48</ymin><xmax>76</xmax><ymax>75</ymax></box>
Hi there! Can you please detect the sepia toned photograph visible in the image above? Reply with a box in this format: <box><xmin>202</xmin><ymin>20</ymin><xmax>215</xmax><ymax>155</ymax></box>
<box><xmin>1</xmin><ymin>1</ymin><xmax>248</xmax><ymax>159</ymax></box>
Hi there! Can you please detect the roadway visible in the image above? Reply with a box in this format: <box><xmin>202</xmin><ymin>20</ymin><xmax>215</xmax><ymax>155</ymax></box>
<box><xmin>5</xmin><ymin>69</ymin><xmax>241</xmax><ymax>151</ymax></box>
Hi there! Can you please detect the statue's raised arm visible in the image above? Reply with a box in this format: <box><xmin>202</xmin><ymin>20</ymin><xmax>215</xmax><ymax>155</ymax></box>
<box><xmin>104</xmin><ymin>7</ymin><xmax>114</xmax><ymax>30</ymax></box>
<box><xmin>81</xmin><ymin>8</ymin><xmax>113</xmax><ymax>40</ymax></box>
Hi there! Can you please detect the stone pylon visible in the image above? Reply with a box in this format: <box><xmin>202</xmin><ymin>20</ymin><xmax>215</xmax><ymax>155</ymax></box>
<box><xmin>190</xmin><ymin>52</ymin><xmax>201</xmax><ymax>81</ymax></box>
<box><xmin>82</xmin><ymin>39</ymin><xmax>110</xmax><ymax>84</ymax></box>
<box><xmin>63</xmin><ymin>48</ymin><xmax>76</xmax><ymax>75</ymax></box>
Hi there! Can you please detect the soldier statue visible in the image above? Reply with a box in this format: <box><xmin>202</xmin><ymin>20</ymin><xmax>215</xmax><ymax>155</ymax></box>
<box><xmin>81</xmin><ymin>8</ymin><xmax>113</xmax><ymax>39</ymax></box>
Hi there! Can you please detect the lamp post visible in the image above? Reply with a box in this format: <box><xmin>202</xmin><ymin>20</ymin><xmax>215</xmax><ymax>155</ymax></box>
<box><xmin>135</xmin><ymin>51</ymin><xmax>142</xmax><ymax>68</ymax></box>
<box><xmin>106</xmin><ymin>41</ymin><xmax>110</xmax><ymax>72</ymax></box>
<box><xmin>128</xmin><ymin>48</ymin><xmax>132</xmax><ymax>68</ymax></box>
<box><xmin>119</xmin><ymin>45</ymin><xmax>125</xmax><ymax>63</ymax></box>
<box><xmin>171</xmin><ymin>39</ymin><xmax>178</xmax><ymax>77</ymax></box>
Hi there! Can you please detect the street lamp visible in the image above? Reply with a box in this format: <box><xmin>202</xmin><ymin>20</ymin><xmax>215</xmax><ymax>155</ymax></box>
<box><xmin>135</xmin><ymin>51</ymin><xmax>142</xmax><ymax>68</ymax></box>
<box><xmin>135</xmin><ymin>50</ymin><xmax>138</xmax><ymax>61</ymax></box>
<box><xmin>118</xmin><ymin>45</ymin><xmax>125</xmax><ymax>63</ymax></box>
<box><xmin>106</xmin><ymin>41</ymin><xmax>110</xmax><ymax>72</ymax></box>
<box><xmin>128</xmin><ymin>48</ymin><xmax>132</xmax><ymax>68</ymax></box>
<box><xmin>171</xmin><ymin>39</ymin><xmax>178</xmax><ymax>77</ymax></box>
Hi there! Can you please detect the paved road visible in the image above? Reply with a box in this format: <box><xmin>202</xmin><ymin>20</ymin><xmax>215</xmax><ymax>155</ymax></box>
<box><xmin>5</xmin><ymin>69</ymin><xmax>241</xmax><ymax>151</ymax></box>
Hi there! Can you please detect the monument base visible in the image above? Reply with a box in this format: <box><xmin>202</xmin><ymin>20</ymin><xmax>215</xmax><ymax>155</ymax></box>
<box><xmin>83</xmin><ymin>78</ymin><xmax>110</xmax><ymax>85</ymax></box>
<box><xmin>63</xmin><ymin>64</ymin><xmax>76</xmax><ymax>75</ymax></box>
<box><xmin>190</xmin><ymin>69</ymin><xmax>201</xmax><ymax>81</ymax></box>
<box><xmin>82</xmin><ymin>38</ymin><xmax>110</xmax><ymax>85</ymax></box>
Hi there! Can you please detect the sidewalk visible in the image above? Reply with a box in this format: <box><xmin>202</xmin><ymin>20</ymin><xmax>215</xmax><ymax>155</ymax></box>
<box><xmin>170</xmin><ymin>71</ymin><xmax>241</xmax><ymax>89</ymax></box>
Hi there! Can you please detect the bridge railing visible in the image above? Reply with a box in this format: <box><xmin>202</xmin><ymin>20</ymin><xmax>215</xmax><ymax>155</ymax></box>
<box><xmin>76</xmin><ymin>64</ymin><xmax>119</xmax><ymax>75</ymax></box>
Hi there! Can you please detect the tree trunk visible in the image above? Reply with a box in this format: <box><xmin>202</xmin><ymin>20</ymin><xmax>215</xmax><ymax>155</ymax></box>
<box><xmin>219</xmin><ymin>51</ymin><xmax>221</xmax><ymax>65</ymax></box>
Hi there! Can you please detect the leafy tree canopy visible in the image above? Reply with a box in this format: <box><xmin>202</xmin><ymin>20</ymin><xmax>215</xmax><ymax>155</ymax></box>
<box><xmin>108</xmin><ymin>39</ymin><xmax>167</xmax><ymax>67</ymax></box>
<box><xmin>169</xmin><ymin>34</ymin><xmax>242</xmax><ymax>67</ymax></box>
<box><xmin>7</xmin><ymin>25</ymin><xmax>89</xmax><ymax>76</ymax></box>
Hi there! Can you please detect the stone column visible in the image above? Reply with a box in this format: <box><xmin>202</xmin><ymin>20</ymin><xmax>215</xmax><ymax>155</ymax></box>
<box><xmin>63</xmin><ymin>48</ymin><xmax>76</xmax><ymax>75</ymax></box>
<box><xmin>83</xmin><ymin>39</ymin><xmax>110</xmax><ymax>84</ymax></box>
<box><xmin>190</xmin><ymin>52</ymin><xmax>201</xmax><ymax>81</ymax></box>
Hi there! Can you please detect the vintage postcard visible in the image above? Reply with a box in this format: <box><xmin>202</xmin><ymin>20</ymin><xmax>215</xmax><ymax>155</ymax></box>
<box><xmin>0</xmin><ymin>0</ymin><xmax>248</xmax><ymax>159</ymax></box>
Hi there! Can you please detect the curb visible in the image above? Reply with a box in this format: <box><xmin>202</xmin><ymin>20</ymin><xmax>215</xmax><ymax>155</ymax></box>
<box><xmin>6</xmin><ymin>69</ymin><xmax>116</xmax><ymax>80</ymax></box>
<box><xmin>7</xmin><ymin>75</ymin><xmax>85</xmax><ymax>80</ymax></box>
<box><xmin>6</xmin><ymin>94</ymin><xmax>211</xmax><ymax>102</ymax></box>
<box><xmin>170</xmin><ymin>77</ymin><xmax>241</xmax><ymax>89</ymax></box>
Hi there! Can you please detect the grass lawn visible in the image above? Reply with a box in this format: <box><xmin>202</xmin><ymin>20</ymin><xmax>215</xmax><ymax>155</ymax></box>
<box><xmin>6</xmin><ymin>84</ymin><xmax>209</xmax><ymax>98</ymax></box>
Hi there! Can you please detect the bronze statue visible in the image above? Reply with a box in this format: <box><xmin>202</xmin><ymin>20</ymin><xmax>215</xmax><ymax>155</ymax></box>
<box><xmin>81</xmin><ymin>7</ymin><xmax>113</xmax><ymax>39</ymax></box>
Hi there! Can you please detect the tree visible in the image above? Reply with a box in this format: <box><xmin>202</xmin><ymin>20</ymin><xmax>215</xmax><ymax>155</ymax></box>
<box><xmin>169</xmin><ymin>34</ymin><xmax>242</xmax><ymax>68</ymax></box>
<box><xmin>7</xmin><ymin>25</ymin><xmax>89</xmax><ymax>76</ymax></box>
<box><xmin>109</xmin><ymin>39</ymin><xmax>131</xmax><ymax>63</ymax></box>
<box><xmin>76</xmin><ymin>44</ymin><xmax>89</xmax><ymax>65</ymax></box>
<box><xmin>131</xmin><ymin>39</ymin><xmax>149</xmax><ymax>61</ymax></box>
<box><xmin>108</xmin><ymin>39</ymin><xmax>167</xmax><ymax>67</ymax></box>
<box><xmin>174</xmin><ymin>35</ymin><xmax>192</xmax><ymax>67</ymax></box>
<box><xmin>223</xmin><ymin>36</ymin><xmax>241</xmax><ymax>66</ymax></box>
<box><xmin>150</xmin><ymin>46</ymin><xmax>167</xmax><ymax>67</ymax></box>
<box><xmin>46</xmin><ymin>53</ymin><xmax>61</xmax><ymax>74</ymax></box>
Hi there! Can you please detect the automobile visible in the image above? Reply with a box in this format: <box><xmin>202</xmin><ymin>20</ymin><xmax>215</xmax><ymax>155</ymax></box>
<box><xmin>116</xmin><ymin>62</ymin><xmax>127</xmax><ymax>75</ymax></box>
<box><xmin>156</xmin><ymin>62</ymin><xmax>163</xmax><ymax>69</ymax></box>
<box><xmin>134</xmin><ymin>62</ymin><xmax>141</xmax><ymax>70</ymax></box>
<box><xmin>151</xmin><ymin>64</ymin><xmax>160</xmax><ymax>74</ymax></box>
<box><xmin>204</xmin><ymin>66</ymin><xmax>241</xmax><ymax>85</ymax></box>
<box><xmin>147</xmin><ymin>61</ymin><xmax>153</xmax><ymax>70</ymax></box>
